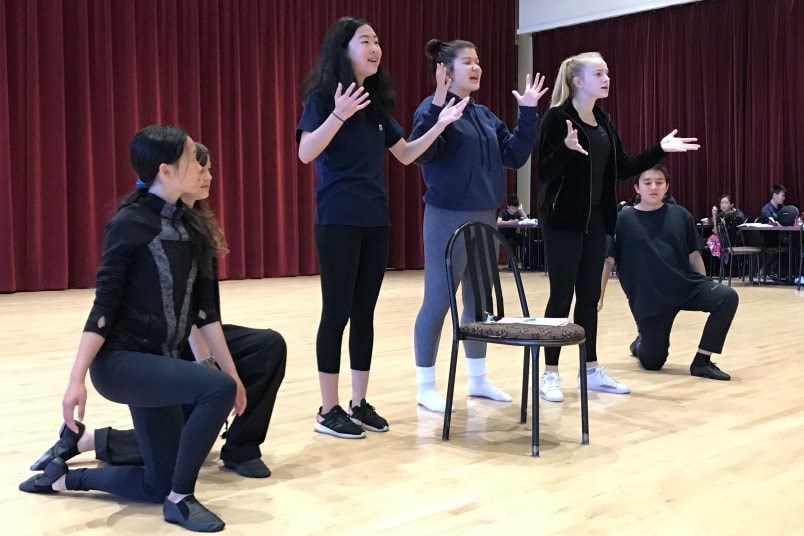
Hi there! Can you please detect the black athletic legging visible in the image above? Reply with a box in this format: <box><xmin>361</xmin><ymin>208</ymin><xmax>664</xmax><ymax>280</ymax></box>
<box><xmin>314</xmin><ymin>224</ymin><xmax>389</xmax><ymax>374</ymax></box>
<box><xmin>542</xmin><ymin>206</ymin><xmax>607</xmax><ymax>365</ymax></box>
<box><xmin>64</xmin><ymin>350</ymin><xmax>235</xmax><ymax>502</ymax></box>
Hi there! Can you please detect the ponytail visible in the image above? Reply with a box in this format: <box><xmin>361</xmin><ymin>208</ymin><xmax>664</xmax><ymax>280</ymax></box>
<box><xmin>549</xmin><ymin>52</ymin><xmax>603</xmax><ymax>107</ymax></box>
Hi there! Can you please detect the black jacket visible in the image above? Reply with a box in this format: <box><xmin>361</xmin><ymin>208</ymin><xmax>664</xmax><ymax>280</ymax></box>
<box><xmin>537</xmin><ymin>100</ymin><xmax>665</xmax><ymax>235</ymax></box>
<box><xmin>84</xmin><ymin>193</ymin><xmax>220</xmax><ymax>358</ymax></box>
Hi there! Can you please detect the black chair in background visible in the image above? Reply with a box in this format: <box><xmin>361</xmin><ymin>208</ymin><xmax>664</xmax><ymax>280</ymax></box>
<box><xmin>717</xmin><ymin>216</ymin><xmax>761</xmax><ymax>285</ymax></box>
<box><xmin>442</xmin><ymin>222</ymin><xmax>589</xmax><ymax>457</ymax></box>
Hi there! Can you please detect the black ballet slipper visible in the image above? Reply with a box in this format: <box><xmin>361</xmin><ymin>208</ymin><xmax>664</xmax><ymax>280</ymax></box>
<box><xmin>30</xmin><ymin>421</ymin><xmax>85</xmax><ymax>471</ymax></box>
<box><xmin>222</xmin><ymin>458</ymin><xmax>271</xmax><ymax>478</ymax></box>
<box><xmin>19</xmin><ymin>457</ymin><xmax>68</xmax><ymax>494</ymax></box>
<box><xmin>163</xmin><ymin>495</ymin><xmax>225</xmax><ymax>532</ymax></box>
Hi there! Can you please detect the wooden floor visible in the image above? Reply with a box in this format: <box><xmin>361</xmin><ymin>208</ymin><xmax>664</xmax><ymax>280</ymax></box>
<box><xmin>1</xmin><ymin>271</ymin><xmax>803</xmax><ymax>535</ymax></box>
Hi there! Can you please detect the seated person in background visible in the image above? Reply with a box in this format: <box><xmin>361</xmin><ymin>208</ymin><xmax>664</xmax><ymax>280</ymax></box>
<box><xmin>615</xmin><ymin>164</ymin><xmax>738</xmax><ymax>381</ymax></box>
<box><xmin>711</xmin><ymin>194</ymin><xmax>747</xmax><ymax>246</ymax></box>
<box><xmin>759</xmin><ymin>184</ymin><xmax>786</xmax><ymax>223</ymax></box>
<box><xmin>497</xmin><ymin>194</ymin><xmax>528</xmax><ymax>250</ymax></box>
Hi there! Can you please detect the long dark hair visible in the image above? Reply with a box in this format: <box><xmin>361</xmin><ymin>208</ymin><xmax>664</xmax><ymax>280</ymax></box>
<box><xmin>190</xmin><ymin>142</ymin><xmax>229</xmax><ymax>259</ymax></box>
<box><xmin>124</xmin><ymin>125</ymin><xmax>217</xmax><ymax>278</ymax></box>
<box><xmin>301</xmin><ymin>16</ymin><xmax>395</xmax><ymax>122</ymax></box>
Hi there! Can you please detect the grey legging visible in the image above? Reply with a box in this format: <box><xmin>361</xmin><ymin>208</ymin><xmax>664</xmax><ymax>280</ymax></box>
<box><xmin>414</xmin><ymin>204</ymin><xmax>497</xmax><ymax>367</ymax></box>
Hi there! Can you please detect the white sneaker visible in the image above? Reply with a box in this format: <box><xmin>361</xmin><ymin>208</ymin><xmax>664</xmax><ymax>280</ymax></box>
<box><xmin>539</xmin><ymin>371</ymin><xmax>564</xmax><ymax>402</ymax></box>
<box><xmin>581</xmin><ymin>367</ymin><xmax>631</xmax><ymax>394</ymax></box>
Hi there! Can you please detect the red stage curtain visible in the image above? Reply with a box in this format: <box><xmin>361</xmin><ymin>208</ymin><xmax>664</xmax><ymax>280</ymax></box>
<box><xmin>0</xmin><ymin>0</ymin><xmax>517</xmax><ymax>291</ymax></box>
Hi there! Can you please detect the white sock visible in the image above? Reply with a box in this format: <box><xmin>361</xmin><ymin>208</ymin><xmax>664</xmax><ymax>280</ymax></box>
<box><xmin>466</xmin><ymin>358</ymin><xmax>512</xmax><ymax>402</ymax></box>
<box><xmin>416</xmin><ymin>366</ymin><xmax>450</xmax><ymax>413</ymax></box>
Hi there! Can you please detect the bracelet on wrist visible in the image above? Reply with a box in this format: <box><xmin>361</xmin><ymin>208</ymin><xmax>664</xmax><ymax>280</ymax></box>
<box><xmin>331</xmin><ymin>112</ymin><xmax>345</xmax><ymax>123</ymax></box>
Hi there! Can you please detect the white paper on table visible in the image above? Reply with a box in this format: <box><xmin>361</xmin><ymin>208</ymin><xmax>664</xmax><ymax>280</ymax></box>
<box><xmin>493</xmin><ymin>316</ymin><xmax>568</xmax><ymax>326</ymax></box>
<box><xmin>738</xmin><ymin>223</ymin><xmax>773</xmax><ymax>228</ymax></box>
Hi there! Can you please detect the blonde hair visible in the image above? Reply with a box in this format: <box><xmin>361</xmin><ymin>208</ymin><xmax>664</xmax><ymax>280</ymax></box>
<box><xmin>549</xmin><ymin>52</ymin><xmax>604</xmax><ymax>108</ymax></box>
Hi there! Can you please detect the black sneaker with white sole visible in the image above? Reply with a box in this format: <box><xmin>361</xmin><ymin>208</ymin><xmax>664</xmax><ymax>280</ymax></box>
<box><xmin>349</xmin><ymin>399</ymin><xmax>389</xmax><ymax>432</ymax></box>
<box><xmin>314</xmin><ymin>405</ymin><xmax>366</xmax><ymax>439</ymax></box>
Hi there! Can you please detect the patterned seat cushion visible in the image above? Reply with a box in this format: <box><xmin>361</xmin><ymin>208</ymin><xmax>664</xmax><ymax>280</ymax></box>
<box><xmin>461</xmin><ymin>321</ymin><xmax>585</xmax><ymax>342</ymax></box>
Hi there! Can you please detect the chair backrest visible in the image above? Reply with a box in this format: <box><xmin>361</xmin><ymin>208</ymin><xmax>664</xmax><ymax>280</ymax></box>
<box><xmin>717</xmin><ymin>215</ymin><xmax>744</xmax><ymax>250</ymax></box>
<box><xmin>445</xmin><ymin>222</ymin><xmax>530</xmax><ymax>332</ymax></box>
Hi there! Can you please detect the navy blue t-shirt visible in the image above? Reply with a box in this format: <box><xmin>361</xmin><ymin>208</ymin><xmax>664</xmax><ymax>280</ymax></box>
<box><xmin>297</xmin><ymin>90</ymin><xmax>404</xmax><ymax>227</ymax></box>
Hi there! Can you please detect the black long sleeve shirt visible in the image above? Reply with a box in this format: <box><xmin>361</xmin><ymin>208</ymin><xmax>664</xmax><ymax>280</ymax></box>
<box><xmin>84</xmin><ymin>193</ymin><xmax>220</xmax><ymax>358</ymax></box>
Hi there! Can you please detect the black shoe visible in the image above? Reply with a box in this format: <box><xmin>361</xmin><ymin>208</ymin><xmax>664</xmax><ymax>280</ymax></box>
<box><xmin>349</xmin><ymin>399</ymin><xmax>389</xmax><ymax>432</ymax></box>
<box><xmin>163</xmin><ymin>495</ymin><xmax>225</xmax><ymax>532</ymax></box>
<box><xmin>30</xmin><ymin>421</ymin><xmax>85</xmax><ymax>471</ymax></box>
<box><xmin>314</xmin><ymin>405</ymin><xmax>366</xmax><ymax>439</ymax></box>
<box><xmin>19</xmin><ymin>458</ymin><xmax>68</xmax><ymax>494</ymax></box>
<box><xmin>222</xmin><ymin>458</ymin><xmax>271</xmax><ymax>478</ymax></box>
<box><xmin>629</xmin><ymin>336</ymin><xmax>641</xmax><ymax>358</ymax></box>
<box><xmin>690</xmin><ymin>361</ymin><xmax>731</xmax><ymax>381</ymax></box>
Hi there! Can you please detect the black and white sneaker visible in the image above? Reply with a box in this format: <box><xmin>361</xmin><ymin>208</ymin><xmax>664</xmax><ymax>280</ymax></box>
<box><xmin>314</xmin><ymin>405</ymin><xmax>366</xmax><ymax>439</ymax></box>
<box><xmin>349</xmin><ymin>399</ymin><xmax>389</xmax><ymax>432</ymax></box>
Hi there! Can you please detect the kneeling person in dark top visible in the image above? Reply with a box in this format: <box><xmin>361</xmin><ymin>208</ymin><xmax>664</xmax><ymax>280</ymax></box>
<box><xmin>614</xmin><ymin>165</ymin><xmax>738</xmax><ymax>380</ymax></box>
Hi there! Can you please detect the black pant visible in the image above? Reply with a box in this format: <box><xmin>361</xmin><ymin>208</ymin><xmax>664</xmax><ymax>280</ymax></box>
<box><xmin>542</xmin><ymin>207</ymin><xmax>606</xmax><ymax>364</ymax></box>
<box><xmin>65</xmin><ymin>351</ymin><xmax>236</xmax><ymax>501</ymax></box>
<box><xmin>93</xmin><ymin>325</ymin><xmax>287</xmax><ymax>466</ymax></box>
<box><xmin>314</xmin><ymin>224</ymin><xmax>389</xmax><ymax>373</ymax></box>
<box><xmin>635</xmin><ymin>281</ymin><xmax>739</xmax><ymax>371</ymax></box>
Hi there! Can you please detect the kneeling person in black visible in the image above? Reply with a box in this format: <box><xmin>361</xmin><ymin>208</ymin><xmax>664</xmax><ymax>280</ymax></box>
<box><xmin>29</xmin><ymin>143</ymin><xmax>287</xmax><ymax>480</ymax></box>
<box><xmin>615</xmin><ymin>165</ymin><xmax>738</xmax><ymax>380</ymax></box>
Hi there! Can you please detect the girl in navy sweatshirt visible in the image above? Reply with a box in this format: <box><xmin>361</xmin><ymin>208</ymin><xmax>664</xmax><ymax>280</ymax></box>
<box><xmin>409</xmin><ymin>38</ymin><xmax>547</xmax><ymax>413</ymax></box>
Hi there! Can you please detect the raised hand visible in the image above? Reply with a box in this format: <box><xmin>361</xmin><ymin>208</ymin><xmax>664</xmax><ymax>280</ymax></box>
<box><xmin>436</xmin><ymin>96</ymin><xmax>469</xmax><ymax>128</ymax></box>
<box><xmin>333</xmin><ymin>82</ymin><xmax>371</xmax><ymax>121</ymax></box>
<box><xmin>564</xmin><ymin>119</ymin><xmax>589</xmax><ymax>156</ymax></box>
<box><xmin>660</xmin><ymin>129</ymin><xmax>700</xmax><ymax>152</ymax></box>
<box><xmin>62</xmin><ymin>379</ymin><xmax>87</xmax><ymax>434</ymax></box>
<box><xmin>512</xmin><ymin>73</ymin><xmax>548</xmax><ymax>107</ymax></box>
<box><xmin>433</xmin><ymin>63</ymin><xmax>451</xmax><ymax>107</ymax></box>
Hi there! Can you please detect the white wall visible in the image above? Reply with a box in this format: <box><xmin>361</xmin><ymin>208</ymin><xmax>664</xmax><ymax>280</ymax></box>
<box><xmin>518</xmin><ymin>0</ymin><xmax>701</xmax><ymax>34</ymax></box>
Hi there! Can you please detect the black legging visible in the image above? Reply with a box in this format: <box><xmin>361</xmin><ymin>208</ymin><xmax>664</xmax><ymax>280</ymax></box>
<box><xmin>64</xmin><ymin>351</ymin><xmax>235</xmax><ymax>501</ymax></box>
<box><xmin>314</xmin><ymin>224</ymin><xmax>389</xmax><ymax>373</ymax></box>
<box><xmin>93</xmin><ymin>324</ymin><xmax>287</xmax><ymax>466</ymax></box>
<box><xmin>542</xmin><ymin>206</ymin><xmax>606</xmax><ymax>365</ymax></box>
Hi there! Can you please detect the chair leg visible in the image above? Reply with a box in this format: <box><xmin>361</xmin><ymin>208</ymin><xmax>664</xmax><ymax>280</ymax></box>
<box><xmin>442</xmin><ymin>340</ymin><xmax>460</xmax><ymax>441</ymax></box>
<box><xmin>531</xmin><ymin>346</ymin><xmax>540</xmax><ymax>457</ymax></box>
<box><xmin>520</xmin><ymin>346</ymin><xmax>529</xmax><ymax>424</ymax></box>
<box><xmin>579</xmin><ymin>343</ymin><xmax>590</xmax><ymax>445</ymax></box>
<box><xmin>727</xmin><ymin>256</ymin><xmax>733</xmax><ymax>286</ymax></box>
